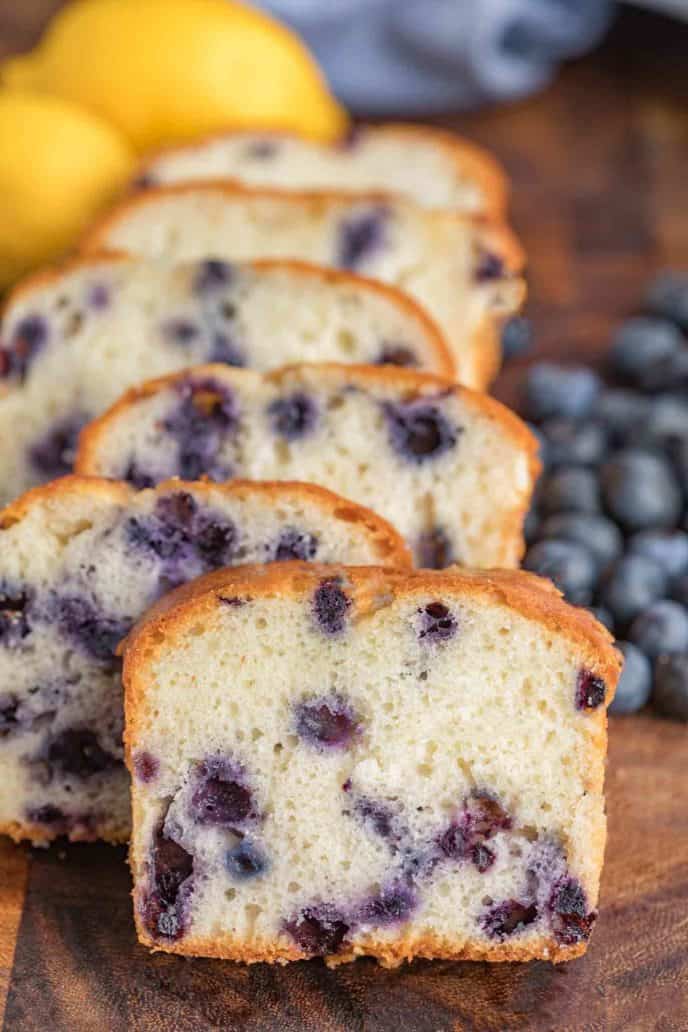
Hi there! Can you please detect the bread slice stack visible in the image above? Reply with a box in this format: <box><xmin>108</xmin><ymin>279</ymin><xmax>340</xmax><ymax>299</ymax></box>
<box><xmin>0</xmin><ymin>122</ymin><xmax>619</xmax><ymax>968</ymax></box>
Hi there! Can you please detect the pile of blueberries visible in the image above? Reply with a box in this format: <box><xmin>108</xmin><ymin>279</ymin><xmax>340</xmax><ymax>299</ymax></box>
<box><xmin>516</xmin><ymin>271</ymin><xmax>688</xmax><ymax>720</ymax></box>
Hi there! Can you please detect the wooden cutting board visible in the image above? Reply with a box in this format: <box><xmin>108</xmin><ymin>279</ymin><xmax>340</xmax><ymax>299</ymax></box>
<box><xmin>1</xmin><ymin>7</ymin><xmax>688</xmax><ymax>1030</ymax></box>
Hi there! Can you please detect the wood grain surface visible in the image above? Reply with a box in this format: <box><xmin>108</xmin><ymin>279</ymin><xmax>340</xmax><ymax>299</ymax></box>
<box><xmin>1</xmin><ymin>5</ymin><xmax>688</xmax><ymax>1030</ymax></box>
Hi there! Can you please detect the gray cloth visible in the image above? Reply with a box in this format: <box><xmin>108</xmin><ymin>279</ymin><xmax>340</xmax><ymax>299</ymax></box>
<box><xmin>255</xmin><ymin>0</ymin><xmax>615</xmax><ymax>112</ymax></box>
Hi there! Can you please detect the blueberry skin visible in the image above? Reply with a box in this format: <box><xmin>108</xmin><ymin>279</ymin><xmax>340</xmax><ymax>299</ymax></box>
<box><xmin>628</xmin><ymin>530</ymin><xmax>688</xmax><ymax>579</ymax></box>
<box><xmin>596</xmin><ymin>388</ymin><xmax>650</xmax><ymax>446</ymax></box>
<box><xmin>629</xmin><ymin>395</ymin><xmax>688</xmax><ymax>451</ymax></box>
<box><xmin>598</xmin><ymin>556</ymin><xmax>668</xmax><ymax>629</ymax></box>
<box><xmin>539</xmin><ymin>513</ymin><xmax>622</xmax><ymax>568</ymax></box>
<box><xmin>538</xmin><ymin>468</ymin><xmax>600</xmax><ymax>516</ymax></box>
<box><xmin>628</xmin><ymin>601</ymin><xmax>688</xmax><ymax>659</ymax></box>
<box><xmin>609</xmin><ymin>642</ymin><xmax>652</xmax><ymax>715</ymax></box>
<box><xmin>600</xmin><ymin>450</ymin><xmax>682</xmax><ymax>530</ymax></box>
<box><xmin>588</xmin><ymin>606</ymin><xmax>614</xmax><ymax>632</ymax></box>
<box><xmin>610</xmin><ymin>317</ymin><xmax>683</xmax><ymax>385</ymax></box>
<box><xmin>523</xmin><ymin>539</ymin><xmax>598</xmax><ymax>606</ymax></box>
<box><xmin>645</xmin><ymin>271</ymin><xmax>688</xmax><ymax>331</ymax></box>
<box><xmin>501</xmin><ymin>317</ymin><xmax>532</xmax><ymax>361</ymax></box>
<box><xmin>653</xmin><ymin>653</ymin><xmax>688</xmax><ymax>721</ymax></box>
<box><xmin>671</xmin><ymin>573</ymin><xmax>688</xmax><ymax>607</ymax></box>
<box><xmin>540</xmin><ymin>418</ymin><xmax>607</xmax><ymax>468</ymax></box>
<box><xmin>523</xmin><ymin>364</ymin><xmax>601</xmax><ymax>422</ymax></box>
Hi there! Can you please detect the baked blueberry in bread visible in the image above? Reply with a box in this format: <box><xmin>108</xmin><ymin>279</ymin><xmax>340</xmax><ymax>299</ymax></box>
<box><xmin>136</xmin><ymin>124</ymin><xmax>508</xmax><ymax>217</ymax></box>
<box><xmin>0</xmin><ymin>256</ymin><xmax>451</xmax><ymax>506</ymax></box>
<box><xmin>81</xmin><ymin>182</ymin><xmax>525</xmax><ymax>389</ymax></box>
<box><xmin>75</xmin><ymin>363</ymin><xmax>540</xmax><ymax>569</ymax></box>
<box><xmin>122</xmin><ymin>562</ymin><xmax>621</xmax><ymax>966</ymax></box>
<box><xmin>0</xmin><ymin>477</ymin><xmax>408</xmax><ymax>845</ymax></box>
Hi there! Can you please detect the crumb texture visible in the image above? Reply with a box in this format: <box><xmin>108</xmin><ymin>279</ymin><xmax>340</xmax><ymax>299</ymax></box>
<box><xmin>0</xmin><ymin>480</ymin><xmax>405</xmax><ymax>844</ymax></box>
<box><xmin>77</xmin><ymin>364</ymin><xmax>537</xmax><ymax>569</ymax></box>
<box><xmin>125</xmin><ymin>564</ymin><xmax>618</xmax><ymax>966</ymax></box>
<box><xmin>0</xmin><ymin>258</ymin><xmax>449</xmax><ymax>505</ymax></box>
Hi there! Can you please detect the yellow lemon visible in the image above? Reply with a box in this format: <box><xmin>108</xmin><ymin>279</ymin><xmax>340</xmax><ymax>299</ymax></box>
<box><xmin>0</xmin><ymin>91</ymin><xmax>134</xmax><ymax>288</ymax></box>
<box><xmin>3</xmin><ymin>0</ymin><xmax>348</xmax><ymax>154</ymax></box>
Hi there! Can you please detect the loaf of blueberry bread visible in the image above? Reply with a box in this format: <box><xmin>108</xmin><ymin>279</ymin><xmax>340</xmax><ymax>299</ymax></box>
<box><xmin>136</xmin><ymin>124</ymin><xmax>507</xmax><ymax>217</ymax></box>
<box><xmin>75</xmin><ymin>363</ymin><xmax>539</xmax><ymax>569</ymax></box>
<box><xmin>0</xmin><ymin>256</ymin><xmax>451</xmax><ymax>507</ymax></box>
<box><xmin>122</xmin><ymin>562</ymin><xmax>621</xmax><ymax>966</ymax></box>
<box><xmin>0</xmin><ymin>477</ymin><xmax>409</xmax><ymax>845</ymax></box>
<box><xmin>81</xmin><ymin>183</ymin><xmax>525</xmax><ymax>389</ymax></box>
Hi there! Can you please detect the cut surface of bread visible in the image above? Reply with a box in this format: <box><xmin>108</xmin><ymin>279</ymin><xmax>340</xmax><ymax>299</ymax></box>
<box><xmin>123</xmin><ymin>562</ymin><xmax>621</xmax><ymax>967</ymax></box>
<box><xmin>75</xmin><ymin>363</ymin><xmax>539</xmax><ymax>569</ymax></box>
<box><xmin>0</xmin><ymin>256</ymin><xmax>450</xmax><ymax>506</ymax></box>
<box><xmin>137</xmin><ymin>124</ymin><xmax>508</xmax><ymax>216</ymax></box>
<box><xmin>81</xmin><ymin>183</ymin><xmax>525</xmax><ymax>389</ymax></box>
<box><xmin>0</xmin><ymin>478</ymin><xmax>408</xmax><ymax>845</ymax></box>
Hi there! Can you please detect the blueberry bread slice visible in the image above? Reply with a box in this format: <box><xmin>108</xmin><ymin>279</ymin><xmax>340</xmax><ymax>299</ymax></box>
<box><xmin>75</xmin><ymin>363</ymin><xmax>539</xmax><ymax>569</ymax></box>
<box><xmin>0</xmin><ymin>477</ymin><xmax>408</xmax><ymax>845</ymax></box>
<box><xmin>0</xmin><ymin>256</ymin><xmax>451</xmax><ymax>506</ymax></box>
<box><xmin>122</xmin><ymin>562</ymin><xmax>621</xmax><ymax>966</ymax></box>
<box><xmin>136</xmin><ymin>124</ymin><xmax>507</xmax><ymax>217</ymax></box>
<box><xmin>81</xmin><ymin>182</ymin><xmax>525</xmax><ymax>389</ymax></box>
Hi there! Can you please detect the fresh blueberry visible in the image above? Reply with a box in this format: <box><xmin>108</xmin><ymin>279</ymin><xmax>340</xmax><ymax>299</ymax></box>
<box><xmin>481</xmin><ymin>899</ymin><xmax>538</xmax><ymax>940</ymax></box>
<box><xmin>610</xmin><ymin>317</ymin><xmax>683</xmax><ymax>386</ymax></box>
<box><xmin>598</xmin><ymin>556</ymin><xmax>668</xmax><ymax>629</ymax></box>
<box><xmin>628</xmin><ymin>601</ymin><xmax>688</xmax><ymax>659</ymax></box>
<box><xmin>501</xmin><ymin>317</ymin><xmax>532</xmax><ymax>360</ymax></box>
<box><xmin>417</xmin><ymin>601</ymin><xmax>458</xmax><ymax>642</ymax></box>
<box><xmin>609</xmin><ymin>642</ymin><xmax>652</xmax><ymax>714</ymax></box>
<box><xmin>538</xmin><ymin>468</ymin><xmax>600</xmax><ymax>516</ymax></box>
<box><xmin>225</xmin><ymin>840</ymin><xmax>268</xmax><ymax>879</ymax></box>
<box><xmin>671</xmin><ymin>573</ymin><xmax>688</xmax><ymax>607</ymax></box>
<box><xmin>274</xmin><ymin>528</ymin><xmax>318</xmax><ymax>561</ymax></box>
<box><xmin>312</xmin><ymin>578</ymin><xmax>351</xmax><ymax>635</ymax></box>
<box><xmin>600</xmin><ymin>450</ymin><xmax>682</xmax><ymax>530</ymax></box>
<box><xmin>54</xmin><ymin>594</ymin><xmax>130</xmax><ymax>662</ymax></box>
<box><xmin>548</xmin><ymin>877</ymin><xmax>595</xmax><ymax>945</ymax></box>
<box><xmin>384</xmin><ymin>400</ymin><xmax>459</xmax><ymax>464</ymax></box>
<box><xmin>628</xmin><ymin>530</ymin><xmax>688</xmax><ymax>578</ymax></box>
<box><xmin>631</xmin><ymin>395</ymin><xmax>688</xmax><ymax>451</ymax></box>
<box><xmin>294</xmin><ymin>694</ymin><xmax>360</xmax><ymax>750</ymax></box>
<box><xmin>474</xmin><ymin>250</ymin><xmax>505</xmax><ymax>282</ymax></box>
<box><xmin>416</xmin><ymin>527</ymin><xmax>454</xmax><ymax>569</ymax></box>
<box><xmin>46</xmin><ymin>728</ymin><xmax>117</xmax><ymax>778</ymax></box>
<box><xmin>2</xmin><ymin>314</ymin><xmax>49</xmax><ymax>381</ymax></box>
<box><xmin>358</xmin><ymin>882</ymin><xmax>416</xmax><ymax>926</ymax></box>
<box><xmin>638</xmin><ymin>350</ymin><xmax>688</xmax><ymax>394</ymax></box>
<box><xmin>523</xmin><ymin>364</ymin><xmax>601</xmax><ymax>422</ymax></box>
<box><xmin>652</xmin><ymin>653</ymin><xmax>688</xmax><ymax>721</ymax></box>
<box><xmin>597</xmin><ymin>388</ymin><xmax>649</xmax><ymax>446</ymax></box>
<box><xmin>524</xmin><ymin>508</ymin><xmax>540</xmax><ymax>545</ymax></box>
<box><xmin>574</xmin><ymin>669</ymin><xmax>607</xmax><ymax>711</ymax></box>
<box><xmin>588</xmin><ymin>606</ymin><xmax>614</xmax><ymax>632</ymax></box>
<box><xmin>0</xmin><ymin>583</ymin><xmax>31</xmax><ymax>646</ymax></box>
<box><xmin>190</xmin><ymin>757</ymin><xmax>255</xmax><ymax>827</ymax></box>
<box><xmin>29</xmin><ymin>413</ymin><xmax>87</xmax><ymax>478</ymax></box>
<box><xmin>134</xmin><ymin>751</ymin><xmax>160</xmax><ymax>783</ymax></box>
<box><xmin>193</xmin><ymin>259</ymin><xmax>234</xmax><ymax>294</ymax></box>
<box><xmin>267</xmin><ymin>393</ymin><xmax>318</xmax><ymax>439</ymax></box>
<box><xmin>376</xmin><ymin>344</ymin><xmax>418</xmax><ymax>367</ymax></box>
<box><xmin>523</xmin><ymin>539</ymin><xmax>598</xmax><ymax>605</ymax></box>
<box><xmin>540</xmin><ymin>419</ymin><xmax>607</xmax><ymax>468</ymax></box>
<box><xmin>645</xmin><ymin>271</ymin><xmax>688</xmax><ymax>330</ymax></box>
<box><xmin>539</xmin><ymin>513</ymin><xmax>622</xmax><ymax>568</ymax></box>
<box><xmin>527</xmin><ymin>423</ymin><xmax>549</xmax><ymax>469</ymax></box>
<box><xmin>283</xmin><ymin>904</ymin><xmax>350</xmax><ymax>955</ymax></box>
<box><xmin>336</xmin><ymin>207</ymin><xmax>388</xmax><ymax>269</ymax></box>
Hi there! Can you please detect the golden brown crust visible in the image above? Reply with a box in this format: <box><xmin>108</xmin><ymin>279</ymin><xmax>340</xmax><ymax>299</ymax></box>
<box><xmin>135</xmin><ymin>122</ymin><xmax>509</xmax><ymax>218</ymax></box>
<box><xmin>2</xmin><ymin>254</ymin><xmax>455</xmax><ymax>381</ymax></box>
<box><xmin>124</xmin><ymin>561</ymin><xmax>619</xmax><ymax>966</ymax></box>
<box><xmin>0</xmin><ymin>474</ymin><xmax>133</xmax><ymax>529</ymax></box>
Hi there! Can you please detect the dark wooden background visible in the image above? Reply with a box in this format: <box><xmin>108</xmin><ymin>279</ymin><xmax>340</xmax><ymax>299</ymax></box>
<box><xmin>1</xmin><ymin>4</ymin><xmax>687</xmax><ymax>1030</ymax></box>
